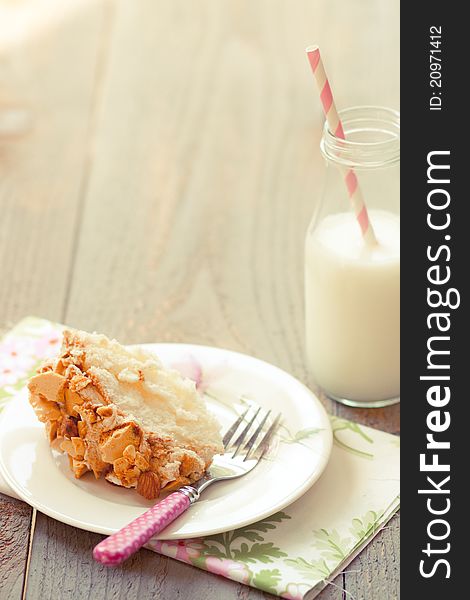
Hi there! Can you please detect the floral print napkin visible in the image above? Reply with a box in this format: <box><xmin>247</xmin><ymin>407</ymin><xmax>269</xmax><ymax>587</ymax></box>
<box><xmin>0</xmin><ymin>318</ymin><xmax>400</xmax><ymax>599</ymax></box>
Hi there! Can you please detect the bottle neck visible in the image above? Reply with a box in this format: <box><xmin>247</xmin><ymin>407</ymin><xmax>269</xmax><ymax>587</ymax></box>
<box><xmin>320</xmin><ymin>106</ymin><xmax>400</xmax><ymax>170</ymax></box>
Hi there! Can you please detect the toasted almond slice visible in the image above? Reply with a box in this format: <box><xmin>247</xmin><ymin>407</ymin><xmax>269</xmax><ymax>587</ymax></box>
<box><xmin>28</xmin><ymin>372</ymin><xmax>66</xmax><ymax>404</ymax></box>
<box><xmin>96</xmin><ymin>405</ymin><xmax>113</xmax><ymax>418</ymax></box>
<box><xmin>179</xmin><ymin>452</ymin><xmax>204</xmax><ymax>477</ymax></box>
<box><xmin>137</xmin><ymin>471</ymin><xmax>160</xmax><ymax>500</ymax></box>
<box><xmin>60</xmin><ymin>437</ymin><xmax>86</xmax><ymax>460</ymax></box>
<box><xmin>134</xmin><ymin>453</ymin><xmax>150</xmax><ymax>472</ymax></box>
<box><xmin>61</xmin><ymin>438</ymin><xmax>74</xmax><ymax>455</ymax></box>
<box><xmin>123</xmin><ymin>444</ymin><xmax>136</xmax><ymax>462</ymax></box>
<box><xmin>64</xmin><ymin>388</ymin><xmax>84</xmax><ymax>417</ymax></box>
<box><xmin>45</xmin><ymin>420</ymin><xmax>59</xmax><ymax>443</ymax></box>
<box><xmin>99</xmin><ymin>423</ymin><xmax>141</xmax><ymax>463</ymax></box>
<box><xmin>29</xmin><ymin>393</ymin><xmax>62</xmax><ymax>422</ymax></box>
<box><xmin>77</xmin><ymin>420</ymin><xmax>87</xmax><ymax>438</ymax></box>
<box><xmin>72</xmin><ymin>459</ymin><xmax>89</xmax><ymax>478</ymax></box>
<box><xmin>72</xmin><ymin>436</ymin><xmax>85</xmax><ymax>458</ymax></box>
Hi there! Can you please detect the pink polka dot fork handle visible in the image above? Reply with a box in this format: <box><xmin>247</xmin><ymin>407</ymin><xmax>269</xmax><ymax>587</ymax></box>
<box><xmin>93</xmin><ymin>490</ymin><xmax>194</xmax><ymax>566</ymax></box>
<box><xmin>92</xmin><ymin>407</ymin><xmax>282</xmax><ymax>566</ymax></box>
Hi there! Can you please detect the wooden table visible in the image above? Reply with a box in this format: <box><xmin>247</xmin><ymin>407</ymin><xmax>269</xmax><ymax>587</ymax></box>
<box><xmin>0</xmin><ymin>1</ymin><xmax>399</xmax><ymax>598</ymax></box>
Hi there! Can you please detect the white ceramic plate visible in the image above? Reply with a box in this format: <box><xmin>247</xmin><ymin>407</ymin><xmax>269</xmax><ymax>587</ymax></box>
<box><xmin>0</xmin><ymin>343</ymin><xmax>332</xmax><ymax>539</ymax></box>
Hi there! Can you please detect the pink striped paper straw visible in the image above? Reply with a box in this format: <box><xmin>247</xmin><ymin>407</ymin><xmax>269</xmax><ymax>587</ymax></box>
<box><xmin>306</xmin><ymin>45</ymin><xmax>377</xmax><ymax>246</ymax></box>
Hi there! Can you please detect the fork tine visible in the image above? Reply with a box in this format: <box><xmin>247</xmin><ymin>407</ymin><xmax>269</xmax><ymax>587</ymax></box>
<box><xmin>231</xmin><ymin>406</ymin><xmax>262</xmax><ymax>457</ymax></box>
<box><xmin>222</xmin><ymin>407</ymin><xmax>250</xmax><ymax>448</ymax></box>
<box><xmin>246</xmin><ymin>412</ymin><xmax>282</xmax><ymax>461</ymax></box>
<box><xmin>242</xmin><ymin>409</ymin><xmax>271</xmax><ymax>456</ymax></box>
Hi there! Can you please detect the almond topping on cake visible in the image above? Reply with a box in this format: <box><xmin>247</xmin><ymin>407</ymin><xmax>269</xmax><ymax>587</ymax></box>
<box><xmin>28</xmin><ymin>329</ymin><xmax>223</xmax><ymax>499</ymax></box>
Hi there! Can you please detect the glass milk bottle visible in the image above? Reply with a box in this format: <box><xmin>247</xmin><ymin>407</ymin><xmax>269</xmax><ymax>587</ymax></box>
<box><xmin>305</xmin><ymin>106</ymin><xmax>400</xmax><ymax>408</ymax></box>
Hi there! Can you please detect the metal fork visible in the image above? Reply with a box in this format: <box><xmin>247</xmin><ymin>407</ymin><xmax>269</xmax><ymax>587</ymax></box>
<box><xmin>93</xmin><ymin>406</ymin><xmax>281</xmax><ymax>565</ymax></box>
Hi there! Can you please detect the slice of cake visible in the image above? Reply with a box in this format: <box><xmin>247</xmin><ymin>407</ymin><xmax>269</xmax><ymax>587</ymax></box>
<box><xmin>28</xmin><ymin>329</ymin><xmax>223</xmax><ymax>499</ymax></box>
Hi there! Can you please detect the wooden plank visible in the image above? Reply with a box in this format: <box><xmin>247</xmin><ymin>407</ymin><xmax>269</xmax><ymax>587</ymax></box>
<box><xmin>6</xmin><ymin>0</ymin><xmax>399</xmax><ymax>598</ymax></box>
<box><xmin>27</xmin><ymin>513</ymin><xmax>343</xmax><ymax>599</ymax></box>
<box><xmin>26</xmin><ymin>515</ymin><xmax>272</xmax><ymax>600</ymax></box>
<box><xmin>56</xmin><ymin>0</ymin><xmax>362</xmax><ymax>595</ymax></box>
<box><xmin>0</xmin><ymin>0</ymin><xmax>109</xmax><ymax>325</ymax></box>
<box><xmin>60</xmin><ymin>0</ymin><xmax>398</xmax><ymax>598</ymax></box>
<box><xmin>0</xmin><ymin>2</ymin><xmax>111</xmax><ymax>599</ymax></box>
<box><xmin>343</xmin><ymin>514</ymin><xmax>400</xmax><ymax>600</ymax></box>
<box><xmin>0</xmin><ymin>494</ymin><xmax>32</xmax><ymax>600</ymax></box>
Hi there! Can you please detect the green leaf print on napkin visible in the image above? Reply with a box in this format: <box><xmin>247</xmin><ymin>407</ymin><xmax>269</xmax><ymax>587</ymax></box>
<box><xmin>350</xmin><ymin>510</ymin><xmax>385</xmax><ymax>542</ymax></box>
<box><xmin>252</xmin><ymin>568</ymin><xmax>283</xmax><ymax>595</ymax></box>
<box><xmin>284</xmin><ymin>506</ymin><xmax>387</xmax><ymax>589</ymax></box>
<box><xmin>284</xmin><ymin>557</ymin><xmax>331</xmax><ymax>580</ymax></box>
<box><xmin>311</xmin><ymin>528</ymin><xmax>351</xmax><ymax>562</ymax></box>
<box><xmin>232</xmin><ymin>542</ymin><xmax>288</xmax><ymax>564</ymax></box>
<box><xmin>331</xmin><ymin>416</ymin><xmax>374</xmax><ymax>460</ymax></box>
<box><xmin>175</xmin><ymin>512</ymin><xmax>292</xmax><ymax>595</ymax></box>
<box><xmin>201</xmin><ymin>512</ymin><xmax>291</xmax><ymax>561</ymax></box>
